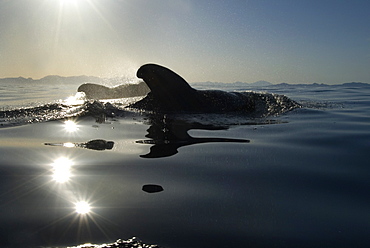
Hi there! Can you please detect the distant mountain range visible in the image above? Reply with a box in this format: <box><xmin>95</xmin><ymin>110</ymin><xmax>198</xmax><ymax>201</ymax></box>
<box><xmin>271</xmin><ymin>82</ymin><xmax>370</xmax><ymax>87</ymax></box>
<box><xmin>192</xmin><ymin>80</ymin><xmax>273</xmax><ymax>87</ymax></box>
<box><xmin>193</xmin><ymin>81</ymin><xmax>370</xmax><ymax>87</ymax></box>
<box><xmin>0</xmin><ymin>75</ymin><xmax>368</xmax><ymax>87</ymax></box>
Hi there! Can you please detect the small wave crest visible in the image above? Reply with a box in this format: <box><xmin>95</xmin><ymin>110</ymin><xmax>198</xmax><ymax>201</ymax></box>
<box><xmin>48</xmin><ymin>237</ymin><xmax>161</xmax><ymax>248</ymax></box>
<box><xmin>0</xmin><ymin>90</ymin><xmax>148</xmax><ymax>127</ymax></box>
<box><xmin>0</xmin><ymin>102</ymin><xmax>84</xmax><ymax>127</ymax></box>
<box><xmin>245</xmin><ymin>91</ymin><xmax>300</xmax><ymax>117</ymax></box>
<box><xmin>0</xmin><ymin>100</ymin><xmax>130</xmax><ymax>128</ymax></box>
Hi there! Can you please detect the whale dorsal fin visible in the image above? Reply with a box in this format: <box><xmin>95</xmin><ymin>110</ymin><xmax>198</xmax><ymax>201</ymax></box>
<box><xmin>137</xmin><ymin>64</ymin><xmax>197</xmax><ymax>110</ymax></box>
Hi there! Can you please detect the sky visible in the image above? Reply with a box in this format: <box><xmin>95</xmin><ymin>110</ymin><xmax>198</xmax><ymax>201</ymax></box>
<box><xmin>0</xmin><ymin>0</ymin><xmax>369</xmax><ymax>84</ymax></box>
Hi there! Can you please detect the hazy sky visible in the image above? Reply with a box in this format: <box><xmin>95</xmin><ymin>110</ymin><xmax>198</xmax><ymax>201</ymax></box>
<box><xmin>0</xmin><ymin>0</ymin><xmax>369</xmax><ymax>84</ymax></box>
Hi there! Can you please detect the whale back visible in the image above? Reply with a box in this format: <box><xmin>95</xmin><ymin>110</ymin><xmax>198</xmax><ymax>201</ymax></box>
<box><xmin>137</xmin><ymin>64</ymin><xmax>198</xmax><ymax>110</ymax></box>
<box><xmin>134</xmin><ymin>63</ymin><xmax>300</xmax><ymax>114</ymax></box>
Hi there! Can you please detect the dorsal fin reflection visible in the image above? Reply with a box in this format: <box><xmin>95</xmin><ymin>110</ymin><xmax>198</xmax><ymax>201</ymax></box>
<box><xmin>136</xmin><ymin>114</ymin><xmax>250</xmax><ymax>158</ymax></box>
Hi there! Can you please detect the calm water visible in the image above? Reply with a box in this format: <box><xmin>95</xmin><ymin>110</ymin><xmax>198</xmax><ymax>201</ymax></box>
<box><xmin>0</xmin><ymin>81</ymin><xmax>369</xmax><ymax>248</ymax></box>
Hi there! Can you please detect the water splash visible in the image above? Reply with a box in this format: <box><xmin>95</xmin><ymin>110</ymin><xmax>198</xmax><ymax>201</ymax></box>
<box><xmin>0</xmin><ymin>91</ymin><xmax>299</xmax><ymax>128</ymax></box>
<box><xmin>65</xmin><ymin>237</ymin><xmax>161</xmax><ymax>248</ymax></box>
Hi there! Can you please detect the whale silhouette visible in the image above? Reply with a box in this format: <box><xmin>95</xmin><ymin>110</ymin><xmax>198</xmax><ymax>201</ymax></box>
<box><xmin>78</xmin><ymin>81</ymin><xmax>149</xmax><ymax>99</ymax></box>
<box><xmin>130</xmin><ymin>64</ymin><xmax>299</xmax><ymax>114</ymax></box>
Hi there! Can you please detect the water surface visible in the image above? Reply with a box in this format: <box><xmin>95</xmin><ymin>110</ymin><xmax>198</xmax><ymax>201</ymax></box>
<box><xmin>0</xmin><ymin>81</ymin><xmax>369</xmax><ymax>247</ymax></box>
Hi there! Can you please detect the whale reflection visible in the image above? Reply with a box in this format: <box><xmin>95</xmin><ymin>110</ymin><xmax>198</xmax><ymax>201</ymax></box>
<box><xmin>136</xmin><ymin>115</ymin><xmax>250</xmax><ymax>158</ymax></box>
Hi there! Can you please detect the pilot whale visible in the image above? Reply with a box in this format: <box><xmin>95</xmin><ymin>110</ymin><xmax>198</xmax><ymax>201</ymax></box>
<box><xmin>78</xmin><ymin>81</ymin><xmax>149</xmax><ymax>99</ymax></box>
<box><xmin>130</xmin><ymin>63</ymin><xmax>299</xmax><ymax>114</ymax></box>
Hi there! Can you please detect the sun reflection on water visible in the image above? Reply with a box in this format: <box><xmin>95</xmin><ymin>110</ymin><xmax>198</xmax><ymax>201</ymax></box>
<box><xmin>75</xmin><ymin>201</ymin><xmax>91</xmax><ymax>214</ymax></box>
<box><xmin>64</xmin><ymin>120</ymin><xmax>79</xmax><ymax>132</ymax></box>
<box><xmin>63</xmin><ymin>142</ymin><xmax>76</xmax><ymax>148</ymax></box>
<box><xmin>43</xmin><ymin>155</ymin><xmax>117</xmax><ymax>243</ymax></box>
<box><xmin>43</xmin><ymin>114</ymin><xmax>117</xmax><ymax>242</ymax></box>
<box><xmin>51</xmin><ymin>157</ymin><xmax>73</xmax><ymax>183</ymax></box>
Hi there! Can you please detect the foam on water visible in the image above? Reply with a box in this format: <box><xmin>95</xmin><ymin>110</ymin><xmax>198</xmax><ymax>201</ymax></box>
<box><xmin>63</xmin><ymin>237</ymin><xmax>160</xmax><ymax>248</ymax></box>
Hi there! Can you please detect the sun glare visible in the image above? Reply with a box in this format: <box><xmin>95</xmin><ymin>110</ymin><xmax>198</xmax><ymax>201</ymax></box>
<box><xmin>51</xmin><ymin>157</ymin><xmax>73</xmax><ymax>183</ymax></box>
<box><xmin>59</xmin><ymin>0</ymin><xmax>79</xmax><ymax>4</ymax></box>
<box><xmin>63</xmin><ymin>142</ymin><xmax>76</xmax><ymax>148</ymax></box>
<box><xmin>75</xmin><ymin>201</ymin><xmax>91</xmax><ymax>214</ymax></box>
<box><xmin>65</xmin><ymin>92</ymin><xmax>86</xmax><ymax>105</ymax></box>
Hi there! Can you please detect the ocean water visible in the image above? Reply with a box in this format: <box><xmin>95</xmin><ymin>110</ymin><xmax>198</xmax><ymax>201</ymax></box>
<box><xmin>0</xmin><ymin>80</ymin><xmax>369</xmax><ymax>248</ymax></box>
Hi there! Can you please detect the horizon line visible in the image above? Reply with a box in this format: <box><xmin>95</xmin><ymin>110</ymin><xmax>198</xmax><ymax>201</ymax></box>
<box><xmin>0</xmin><ymin>75</ymin><xmax>368</xmax><ymax>86</ymax></box>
